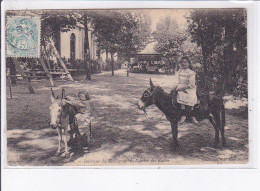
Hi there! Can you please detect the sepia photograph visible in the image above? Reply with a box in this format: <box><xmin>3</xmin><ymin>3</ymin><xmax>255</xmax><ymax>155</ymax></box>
<box><xmin>4</xmin><ymin>8</ymin><xmax>248</xmax><ymax>166</ymax></box>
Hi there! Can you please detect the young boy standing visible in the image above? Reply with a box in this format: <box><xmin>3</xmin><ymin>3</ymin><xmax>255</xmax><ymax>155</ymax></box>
<box><xmin>64</xmin><ymin>91</ymin><xmax>92</xmax><ymax>152</ymax></box>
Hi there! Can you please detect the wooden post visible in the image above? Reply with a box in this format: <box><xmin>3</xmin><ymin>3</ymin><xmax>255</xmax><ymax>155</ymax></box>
<box><xmin>42</xmin><ymin>46</ymin><xmax>52</xmax><ymax>70</ymax></box>
<box><xmin>9</xmin><ymin>59</ymin><xmax>17</xmax><ymax>85</ymax></box>
<box><xmin>12</xmin><ymin>58</ymin><xmax>35</xmax><ymax>94</ymax></box>
<box><xmin>38</xmin><ymin>58</ymin><xmax>55</xmax><ymax>87</ymax></box>
<box><xmin>50</xmin><ymin>43</ymin><xmax>74</xmax><ymax>81</ymax></box>
<box><xmin>9</xmin><ymin>84</ymin><xmax>13</xmax><ymax>99</ymax></box>
<box><xmin>7</xmin><ymin>76</ymin><xmax>13</xmax><ymax>99</ymax></box>
<box><xmin>127</xmin><ymin>65</ymin><xmax>129</xmax><ymax>77</ymax></box>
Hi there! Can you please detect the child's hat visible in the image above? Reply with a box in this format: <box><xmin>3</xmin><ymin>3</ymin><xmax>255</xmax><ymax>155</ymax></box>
<box><xmin>78</xmin><ymin>90</ymin><xmax>91</xmax><ymax>100</ymax></box>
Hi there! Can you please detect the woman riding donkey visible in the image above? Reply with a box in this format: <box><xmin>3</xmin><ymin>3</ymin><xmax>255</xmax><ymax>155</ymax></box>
<box><xmin>63</xmin><ymin>91</ymin><xmax>92</xmax><ymax>153</ymax></box>
<box><xmin>172</xmin><ymin>56</ymin><xmax>199</xmax><ymax>124</ymax></box>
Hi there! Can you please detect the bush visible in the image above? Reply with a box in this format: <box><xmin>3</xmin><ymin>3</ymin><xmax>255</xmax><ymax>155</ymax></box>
<box><xmin>233</xmin><ymin>66</ymin><xmax>248</xmax><ymax>98</ymax></box>
<box><xmin>103</xmin><ymin>59</ymin><xmax>121</xmax><ymax>71</ymax></box>
<box><xmin>63</xmin><ymin>58</ymin><xmax>101</xmax><ymax>74</ymax></box>
<box><xmin>90</xmin><ymin>60</ymin><xmax>101</xmax><ymax>74</ymax></box>
<box><xmin>64</xmin><ymin>58</ymin><xmax>86</xmax><ymax>69</ymax></box>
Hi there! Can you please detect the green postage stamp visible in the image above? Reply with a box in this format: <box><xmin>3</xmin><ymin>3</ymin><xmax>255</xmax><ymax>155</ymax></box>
<box><xmin>6</xmin><ymin>16</ymin><xmax>40</xmax><ymax>58</ymax></box>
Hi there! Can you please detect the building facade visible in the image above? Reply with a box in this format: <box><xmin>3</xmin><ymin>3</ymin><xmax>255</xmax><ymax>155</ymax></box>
<box><xmin>60</xmin><ymin>25</ymin><xmax>97</xmax><ymax>60</ymax></box>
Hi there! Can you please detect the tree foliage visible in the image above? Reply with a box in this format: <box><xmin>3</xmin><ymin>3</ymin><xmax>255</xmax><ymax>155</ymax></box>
<box><xmin>187</xmin><ymin>9</ymin><xmax>247</xmax><ymax>97</ymax></box>
<box><xmin>90</xmin><ymin>10</ymin><xmax>151</xmax><ymax>55</ymax></box>
<box><xmin>153</xmin><ymin>16</ymin><xmax>186</xmax><ymax>70</ymax></box>
<box><xmin>89</xmin><ymin>10</ymin><xmax>151</xmax><ymax>75</ymax></box>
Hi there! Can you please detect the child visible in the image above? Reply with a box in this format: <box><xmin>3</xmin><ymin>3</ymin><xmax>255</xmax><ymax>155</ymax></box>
<box><xmin>173</xmin><ymin>56</ymin><xmax>199</xmax><ymax>124</ymax></box>
<box><xmin>64</xmin><ymin>91</ymin><xmax>92</xmax><ymax>152</ymax></box>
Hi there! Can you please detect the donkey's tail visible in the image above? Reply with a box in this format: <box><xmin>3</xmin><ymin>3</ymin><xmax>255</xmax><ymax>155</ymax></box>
<box><xmin>221</xmin><ymin>103</ymin><xmax>226</xmax><ymax>127</ymax></box>
<box><xmin>89</xmin><ymin>122</ymin><xmax>92</xmax><ymax>138</ymax></box>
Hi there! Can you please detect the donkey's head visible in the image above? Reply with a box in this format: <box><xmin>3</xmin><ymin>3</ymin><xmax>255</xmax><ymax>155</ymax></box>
<box><xmin>137</xmin><ymin>79</ymin><xmax>156</xmax><ymax>112</ymax></box>
<box><xmin>49</xmin><ymin>88</ymin><xmax>65</xmax><ymax>129</ymax></box>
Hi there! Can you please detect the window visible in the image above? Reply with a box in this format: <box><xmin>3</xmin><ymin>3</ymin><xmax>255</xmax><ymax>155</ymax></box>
<box><xmin>70</xmin><ymin>33</ymin><xmax>76</xmax><ymax>60</ymax></box>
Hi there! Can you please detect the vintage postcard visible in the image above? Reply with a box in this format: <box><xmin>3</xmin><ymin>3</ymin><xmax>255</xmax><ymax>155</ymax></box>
<box><xmin>3</xmin><ymin>8</ymin><xmax>249</xmax><ymax>167</ymax></box>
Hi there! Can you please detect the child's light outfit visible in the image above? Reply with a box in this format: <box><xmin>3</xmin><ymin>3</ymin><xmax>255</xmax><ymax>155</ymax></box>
<box><xmin>174</xmin><ymin>68</ymin><xmax>199</xmax><ymax>124</ymax></box>
<box><xmin>175</xmin><ymin>68</ymin><xmax>198</xmax><ymax>106</ymax></box>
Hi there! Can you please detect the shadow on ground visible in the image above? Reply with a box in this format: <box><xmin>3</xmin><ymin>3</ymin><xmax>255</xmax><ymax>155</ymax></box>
<box><xmin>7</xmin><ymin>71</ymin><xmax>248</xmax><ymax>166</ymax></box>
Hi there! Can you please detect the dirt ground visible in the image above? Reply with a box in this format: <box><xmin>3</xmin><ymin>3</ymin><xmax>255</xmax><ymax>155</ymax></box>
<box><xmin>6</xmin><ymin>70</ymin><xmax>248</xmax><ymax>166</ymax></box>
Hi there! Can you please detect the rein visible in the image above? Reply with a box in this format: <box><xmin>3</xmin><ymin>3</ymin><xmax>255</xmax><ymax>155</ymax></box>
<box><xmin>141</xmin><ymin>89</ymin><xmax>165</xmax><ymax>124</ymax></box>
<box><xmin>143</xmin><ymin>111</ymin><xmax>165</xmax><ymax>124</ymax></box>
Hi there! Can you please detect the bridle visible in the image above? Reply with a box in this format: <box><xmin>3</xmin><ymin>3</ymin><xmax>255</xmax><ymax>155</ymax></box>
<box><xmin>143</xmin><ymin>89</ymin><xmax>154</xmax><ymax>106</ymax></box>
<box><xmin>51</xmin><ymin>101</ymin><xmax>65</xmax><ymax>128</ymax></box>
<box><xmin>141</xmin><ymin>88</ymin><xmax>164</xmax><ymax>123</ymax></box>
<box><xmin>50</xmin><ymin>88</ymin><xmax>68</xmax><ymax>129</ymax></box>
<box><xmin>141</xmin><ymin>89</ymin><xmax>153</xmax><ymax>114</ymax></box>
<box><xmin>57</xmin><ymin>106</ymin><xmax>63</xmax><ymax>127</ymax></box>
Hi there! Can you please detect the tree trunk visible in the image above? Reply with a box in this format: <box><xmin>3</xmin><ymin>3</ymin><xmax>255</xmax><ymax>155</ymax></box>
<box><xmin>127</xmin><ymin>57</ymin><xmax>130</xmax><ymax>77</ymax></box>
<box><xmin>111</xmin><ymin>52</ymin><xmax>114</xmax><ymax>76</ymax></box>
<box><xmin>84</xmin><ymin>14</ymin><xmax>91</xmax><ymax>81</ymax></box>
<box><xmin>106</xmin><ymin>49</ymin><xmax>108</xmax><ymax>62</ymax></box>
<box><xmin>85</xmin><ymin>61</ymin><xmax>91</xmax><ymax>80</ymax></box>
<box><xmin>97</xmin><ymin>49</ymin><xmax>101</xmax><ymax>59</ymax></box>
<box><xmin>222</xmin><ymin>12</ymin><xmax>235</xmax><ymax>94</ymax></box>
<box><xmin>202</xmin><ymin>47</ymin><xmax>209</xmax><ymax>93</ymax></box>
<box><xmin>85</xmin><ymin>57</ymin><xmax>91</xmax><ymax>80</ymax></box>
<box><xmin>13</xmin><ymin>58</ymin><xmax>35</xmax><ymax>93</ymax></box>
<box><xmin>9</xmin><ymin>60</ymin><xmax>17</xmax><ymax>85</ymax></box>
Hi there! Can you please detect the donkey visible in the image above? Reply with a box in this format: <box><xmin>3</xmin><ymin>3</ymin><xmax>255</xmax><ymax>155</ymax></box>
<box><xmin>49</xmin><ymin>88</ymin><xmax>78</xmax><ymax>158</ymax></box>
<box><xmin>137</xmin><ymin>79</ymin><xmax>226</xmax><ymax>148</ymax></box>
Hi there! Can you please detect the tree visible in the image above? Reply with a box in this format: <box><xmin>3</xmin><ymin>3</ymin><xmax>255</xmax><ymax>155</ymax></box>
<box><xmin>90</xmin><ymin>10</ymin><xmax>151</xmax><ymax>76</ymax></box>
<box><xmin>187</xmin><ymin>9</ymin><xmax>247</xmax><ymax>96</ymax></box>
<box><xmin>40</xmin><ymin>10</ymin><xmax>79</xmax><ymax>58</ymax></box>
<box><xmin>187</xmin><ymin>10</ymin><xmax>223</xmax><ymax>92</ymax></box>
<box><xmin>117</xmin><ymin>11</ymin><xmax>152</xmax><ymax>60</ymax></box>
<box><xmin>89</xmin><ymin>11</ymin><xmax>121</xmax><ymax>76</ymax></box>
<box><xmin>153</xmin><ymin>16</ymin><xmax>186</xmax><ymax>71</ymax></box>
<box><xmin>82</xmin><ymin>13</ymin><xmax>91</xmax><ymax>80</ymax></box>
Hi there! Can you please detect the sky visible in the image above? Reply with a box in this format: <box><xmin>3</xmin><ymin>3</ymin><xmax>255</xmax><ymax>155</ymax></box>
<box><xmin>138</xmin><ymin>9</ymin><xmax>189</xmax><ymax>31</ymax></box>
<box><xmin>137</xmin><ymin>9</ymin><xmax>190</xmax><ymax>54</ymax></box>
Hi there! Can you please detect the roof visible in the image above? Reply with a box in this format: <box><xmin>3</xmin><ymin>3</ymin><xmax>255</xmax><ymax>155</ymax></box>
<box><xmin>137</xmin><ymin>54</ymin><xmax>162</xmax><ymax>61</ymax></box>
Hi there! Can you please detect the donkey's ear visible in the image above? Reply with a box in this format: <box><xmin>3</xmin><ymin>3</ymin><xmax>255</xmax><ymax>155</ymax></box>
<box><xmin>150</xmin><ymin>78</ymin><xmax>154</xmax><ymax>91</ymax></box>
<box><xmin>50</xmin><ymin>95</ymin><xmax>55</xmax><ymax>103</ymax></box>
<box><xmin>61</xmin><ymin>88</ymin><xmax>65</xmax><ymax>100</ymax></box>
<box><xmin>50</xmin><ymin>88</ymin><xmax>56</xmax><ymax>103</ymax></box>
<box><xmin>51</xmin><ymin>88</ymin><xmax>55</xmax><ymax>97</ymax></box>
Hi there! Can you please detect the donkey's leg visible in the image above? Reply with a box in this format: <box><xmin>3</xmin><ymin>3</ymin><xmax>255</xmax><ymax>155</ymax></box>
<box><xmin>208</xmin><ymin>112</ymin><xmax>220</xmax><ymax>148</ymax></box>
<box><xmin>55</xmin><ymin>128</ymin><xmax>62</xmax><ymax>156</ymax></box>
<box><xmin>170</xmin><ymin>121</ymin><xmax>179</xmax><ymax>148</ymax></box>
<box><xmin>219</xmin><ymin>109</ymin><xmax>226</xmax><ymax>147</ymax></box>
<box><xmin>64</xmin><ymin>125</ymin><xmax>70</xmax><ymax>158</ymax></box>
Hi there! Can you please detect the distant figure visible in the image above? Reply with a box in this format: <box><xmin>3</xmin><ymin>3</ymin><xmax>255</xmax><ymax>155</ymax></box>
<box><xmin>172</xmin><ymin>56</ymin><xmax>199</xmax><ymax>124</ymax></box>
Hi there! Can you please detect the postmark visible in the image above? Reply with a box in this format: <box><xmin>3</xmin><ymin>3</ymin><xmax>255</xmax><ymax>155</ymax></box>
<box><xmin>6</xmin><ymin>16</ymin><xmax>40</xmax><ymax>58</ymax></box>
